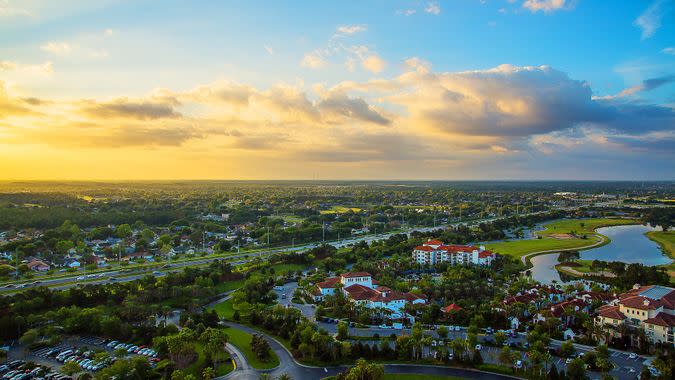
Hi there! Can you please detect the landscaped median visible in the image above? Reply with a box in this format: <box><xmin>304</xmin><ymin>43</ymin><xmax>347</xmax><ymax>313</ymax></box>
<box><xmin>222</xmin><ymin>326</ymin><xmax>280</xmax><ymax>370</ymax></box>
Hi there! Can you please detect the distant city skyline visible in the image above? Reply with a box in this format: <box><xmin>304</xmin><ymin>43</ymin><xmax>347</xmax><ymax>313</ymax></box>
<box><xmin>1</xmin><ymin>0</ymin><xmax>673</xmax><ymax>180</ymax></box>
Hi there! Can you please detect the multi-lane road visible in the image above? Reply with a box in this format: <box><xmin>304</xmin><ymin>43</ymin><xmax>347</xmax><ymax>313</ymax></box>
<box><xmin>2</xmin><ymin>210</ymin><xmax>557</xmax><ymax>293</ymax></box>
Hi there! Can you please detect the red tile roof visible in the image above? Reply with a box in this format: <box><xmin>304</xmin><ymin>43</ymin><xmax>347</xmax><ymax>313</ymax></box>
<box><xmin>478</xmin><ymin>251</ymin><xmax>495</xmax><ymax>258</ymax></box>
<box><xmin>317</xmin><ymin>277</ymin><xmax>340</xmax><ymax>289</ymax></box>
<box><xmin>414</xmin><ymin>245</ymin><xmax>434</xmax><ymax>252</ymax></box>
<box><xmin>341</xmin><ymin>271</ymin><xmax>371</xmax><ymax>278</ymax></box>
<box><xmin>344</xmin><ymin>284</ymin><xmax>377</xmax><ymax>300</ymax></box>
<box><xmin>619</xmin><ymin>296</ymin><xmax>662</xmax><ymax>310</ymax></box>
<box><xmin>644</xmin><ymin>312</ymin><xmax>675</xmax><ymax>327</ymax></box>
<box><xmin>425</xmin><ymin>239</ymin><xmax>444</xmax><ymax>246</ymax></box>
<box><xmin>597</xmin><ymin>305</ymin><xmax>626</xmax><ymax>320</ymax></box>
<box><xmin>442</xmin><ymin>303</ymin><xmax>463</xmax><ymax>313</ymax></box>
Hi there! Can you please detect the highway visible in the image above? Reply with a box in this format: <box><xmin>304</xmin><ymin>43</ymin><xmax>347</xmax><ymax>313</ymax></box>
<box><xmin>1</xmin><ymin>210</ymin><xmax>556</xmax><ymax>293</ymax></box>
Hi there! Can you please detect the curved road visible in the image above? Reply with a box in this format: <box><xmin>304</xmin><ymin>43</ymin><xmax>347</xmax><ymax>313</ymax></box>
<box><xmin>218</xmin><ymin>322</ymin><xmax>520</xmax><ymax>380</ymax></box>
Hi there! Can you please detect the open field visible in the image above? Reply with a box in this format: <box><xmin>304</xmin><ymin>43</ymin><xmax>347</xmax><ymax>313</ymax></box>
<box><xmin>224</xmin><ymin>326</ymin><xmax>280</xmax><ymax>370</ymax></box>
<box><xmin>319</xmin><ymin>206</ymin><xmax>363</xmax><ymax>214</ymax></box>
<box><xmin>537</xmin><ymin>218</ymin><xmax>638</xmax><ymax>236</ymax></box>
<box><xmin>486</xmin><ymin>218</ymin><xmax>637</xmax><ymax>258</ymax></box>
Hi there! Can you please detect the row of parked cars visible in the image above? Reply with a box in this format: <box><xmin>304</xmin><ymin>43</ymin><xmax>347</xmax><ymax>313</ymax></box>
<box><xmin>0</xmin><ymin>360</ymin><xmax>71</xmax><ymax>380</ymax></box>
<box><xmin>105</xmin><ymin>341</ymin><xmax>158</xmax><ymax>358</ymax></box>
<box><xmin>53</xmin><ymin>349</ymin><xmax>107</xmax><ymax>372</ymax></box>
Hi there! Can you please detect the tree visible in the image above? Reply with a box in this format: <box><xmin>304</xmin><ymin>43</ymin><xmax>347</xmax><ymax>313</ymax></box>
<box><xmin>251</xmin><ymin>334</ymin><xmax>271</xmax><ymax>361</ymax></box>
<box><xmin>494</xmin><ymin>331</ymin><xmax>506</xmax><ymax>346</ymax></box>
<box><xmin>336</xmin><ymin>359</ymin><xmax>384</xmax><ymax>380</ymax></box>
<box><xmin>498</xmin><ymin>346</ymin><xmax>515</xmax><ymax>366</ymax></box>
<box><xmin>437</xmin><ymin>325</ymin><xmax>449</xmax><ymax>340</ymax></box>
<box><xmin>18</xmin><ymin>328</ymin><xmax>39</xmax><ymax>347</ymax></box>
<box><xmin>337</xmin><ymin>320</ymin><xmax>349</xmax><ymax>341</ymax></box>
<box><xmin>201</xmin><ymin>367</ymin><xmax>214</xmax><ymax>380</ymax></box>
<box><xmin>560</xmin><ymin>340</ymin><xmax>575</xmax><ymax>357</ymax></box>
<box><xmin>200</xmin><ymin>328</ymin><xmax>229</xmax><ymax>371</ymax></box>
<box><xmin>566</xmin><ymin>357</ymin><xmax>587</xmax><ymax>380</ymax></box>
<box><xmin>62</xmin><ymin>361</ymin><xmax>82</xmax><ymax>376</ymax></box>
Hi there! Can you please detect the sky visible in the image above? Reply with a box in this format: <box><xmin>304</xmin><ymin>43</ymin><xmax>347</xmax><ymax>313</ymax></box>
<box><xmin>0</xmin><ymin>0</ymin><xmax>674</xmax><ymax>180</ymax></box>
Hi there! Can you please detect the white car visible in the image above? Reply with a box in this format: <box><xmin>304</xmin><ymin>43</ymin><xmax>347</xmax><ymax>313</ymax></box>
<box><xmin>475</xmin><ymin>344</ymin><xmax>482</xmax><ymax>351</ymax></box>
<box><xmin>628</xmin><ymin>353</ymin><xmax>638</xmax><ymax>359</ymax></box>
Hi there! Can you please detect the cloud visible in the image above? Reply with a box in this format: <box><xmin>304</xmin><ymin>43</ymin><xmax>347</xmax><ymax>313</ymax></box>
<box><xmin>0</xmin><ymin>60</ymin><xmax>53</xmax><ymax>75</ymax></box>
<box><xmin>264</xmin><ymin>45</ymin><xmax>274</xmax><ymax>55</ymax></box>
<box><xmin>662</xmin><ymin>47</ymin><xmax>675</xmax><ymax>55</ymax></box>
<box><xmin>301</xmin><ymin>51</ymin><xmax>326</xmax><ymax>69</ymax></box>
<box><xmin>318</xmin><ymin>92</ymin><xmax>391</xmax><ymax>125</ymax></box>
<box><xmin>0</xmin><ymin>81</ymin><xmax>36</xmax><ymax>117</ymax></box>
<box><xmin>634</xmin><ymin>0</ymin><xmax>667</xmax><ymax>40</ymax></box>
<box><xmin>396</xmin><ymin>9</ymin><xmax>416</xmax><ymax>16</ymax></box>
<box><xmin>361</xmin><ymin>54</ymin><xmax>386</xmax><ymax>73</ymax></box>
<box><xmin>424</xmin><ymin>2</ymin><xmax>441</xmax><ymax>15</ymax></box>
<box><xmin>522</xmin><ymin>0</ymin><xmax>567</xmax><ymax>13</ymax></box>
<box><xmin>0</xmin><ymin>0</ymin><xmax>29</xmax><ymax>17</ymax></box>
<box><xmin>594</xmin><ymin>75</ymin><xmax>675</xmax><ymax>100</ymax></box>
<box><xmin>336</xmin><ymin>25</ymin><xmax>367</xmax><ymax>35</ymax></box>
<box><xmin>41</xmin><ymin>41</ymin><xmax>72</xmax><ymax>55</ymax></box>
<box><xmin>80</xmin><ymin>98</ymin><xmax>182</xmax><ymax>120</ymax></box>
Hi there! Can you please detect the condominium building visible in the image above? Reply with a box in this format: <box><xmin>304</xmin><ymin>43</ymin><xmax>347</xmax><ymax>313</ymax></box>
<box><xmin>412</xmin><ymin>240</ymin><xmax>496</xmax><ymax>266</ymax></box>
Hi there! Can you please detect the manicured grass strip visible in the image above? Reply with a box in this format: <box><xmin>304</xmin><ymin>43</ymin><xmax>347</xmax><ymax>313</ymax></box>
<box><xmin>223</xmin><ymin>326</ymin><xmax>280</xmax><ymax>370</ymax></box>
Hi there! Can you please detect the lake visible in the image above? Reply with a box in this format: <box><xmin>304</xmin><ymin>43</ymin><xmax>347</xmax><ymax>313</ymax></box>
<box><xmin>580</xmin><ymin>224</ymin><xmax>667</xmax><ymax>265</ymax></box>
<box><xmin>529</xmin><ymin>224</ymin><xmax>669</xmax><ymax>285</ymax></box>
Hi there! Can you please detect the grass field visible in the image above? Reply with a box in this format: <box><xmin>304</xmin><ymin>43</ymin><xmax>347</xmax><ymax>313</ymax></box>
<box><xmin>646</xmin><ymin>230</ymin><xmax>675</xmax><ymax>282</ymax></box>
<box><xmin>214</xmin><ymin>279</ymin><xmax>245</xmax><ymax>293</ymax></box>
<box><xmin>486</xmin><ymin>218</ymin><xmax>637</xmax><ymax>258</ymax></box>
<box><xmin>211</xmin><ymin>298</ymin><xmax>247</xmax><ymax>319</ymax></box>
<box><xmin>537</xmin><ymin>218</ymin><xmax>637</xmax><ymax>236</ymax></box>
<box><xmin>224</xmin><ymin>326</ymin><xmax>280</xmax><ymax>370</ymax></box>
<box><xmin>268</xmin><ymin>263</ymin><xmax>306</xmax><ymax>274</ymax></box>
<box><xmin>319</xmin><ymin>206</ymin><xmax>363</xmax><ymax>214</ymax></box>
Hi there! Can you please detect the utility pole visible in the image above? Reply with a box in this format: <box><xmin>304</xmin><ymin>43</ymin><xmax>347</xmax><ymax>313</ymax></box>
<box><xmin>267</xmin><ymin>226</ymin><xmax>270</xmax><ymax>246</ymax></box>
<box><xmin>322</xmin><ymin>223</ymin><xmax>325</xmax><ymax>242</ymax></box>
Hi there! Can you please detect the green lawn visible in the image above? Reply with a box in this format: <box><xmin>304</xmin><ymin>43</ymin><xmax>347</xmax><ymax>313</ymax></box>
<box><xmin>210</xmin><ymin>298</ymin><xmax>248</xmax><ymax>320</ymax></box>
<box><xmin>646</xmin><ymin>230</ymin><xmax>675</xmax><ymax>283</ymax></box>
<box><xmin>214</xmin><ymin>279</ymin><xmax>245</xmax><ymax>293</ymax></box>
<box><xmin>223</xmin><ymin>326</ymin><xmax>280</xmax><ymax>370</ymax></box>
<box><xmin>269</xmin><ymin>263</ymin><xmax>306</xmax><ymax>274</ymax></box>
<box><xmin>486</xmin><ymin>218</ymin><xmax>637</xmax><ymax>258</ymax></box>
<box><xmin>537</xmin><ymin>218</ymin><xmax>638</xmax><ymax>236</ymax></box>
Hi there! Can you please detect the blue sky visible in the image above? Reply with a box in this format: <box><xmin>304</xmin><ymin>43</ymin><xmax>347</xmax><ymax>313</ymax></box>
<box><xmin>0</xmin><ymin>0</ymin><xmax>673</xmax><ymax>180</ymax></box>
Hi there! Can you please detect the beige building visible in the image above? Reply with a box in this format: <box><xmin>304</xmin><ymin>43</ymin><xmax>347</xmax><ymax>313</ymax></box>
<box><xmin>596</xmin><ymin>285</ymin><xmax>675</xmax><ymax>345</ymax></box>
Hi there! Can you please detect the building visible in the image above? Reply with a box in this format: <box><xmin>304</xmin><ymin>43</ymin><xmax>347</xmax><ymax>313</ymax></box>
<box><xmin>596</xmin><ymin>284</ymin><xmax>675</xmax><ymax>345</ymax></box>
<box><xmin>313</xmin><ymin>272</ymin><xmax>426</xmax><ymax>318</ymax></box>
<box><xmin>412</xmin><ymin>240</ymin><xmax>496</xmax><ymax>266</ymax></box>
<box><xmin>27</xmin><ymin>259</ymin><xmax>50</xmax><ymax>272</ymax></box>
